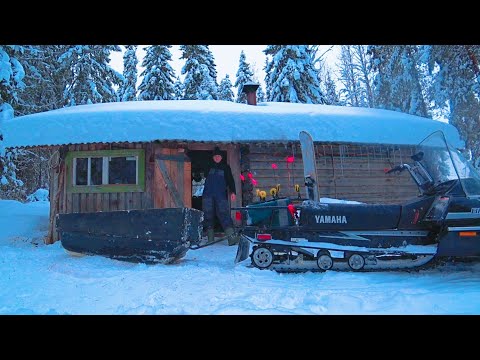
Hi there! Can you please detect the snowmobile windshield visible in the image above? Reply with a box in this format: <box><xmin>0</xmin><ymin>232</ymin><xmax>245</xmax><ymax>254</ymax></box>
<box><xmin>416</xmin><ymin>131</ymin><xmax>480</xmax><ymax>197</ymax></box>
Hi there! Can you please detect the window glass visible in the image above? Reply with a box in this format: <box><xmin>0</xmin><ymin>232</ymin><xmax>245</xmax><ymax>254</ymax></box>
<box><xmin>90</xmin><ymin>157</ymin><xmax>103</xmax><ymax>185</ymax></box>
<box><xmin>108</xmin><ymin>156</ymin><xmax>137</xmax><ymax>184</ymax></box>
<box><xmin>75</xmin><ymin>158</ymin><xmax>88</xmax><ymax>185</ymax></box>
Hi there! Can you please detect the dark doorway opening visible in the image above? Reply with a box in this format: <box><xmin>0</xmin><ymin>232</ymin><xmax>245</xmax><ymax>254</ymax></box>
<box><xmin>188</xmin><ymin>149</ymin><xmax>228</xmax><ymax>232</ymax></box>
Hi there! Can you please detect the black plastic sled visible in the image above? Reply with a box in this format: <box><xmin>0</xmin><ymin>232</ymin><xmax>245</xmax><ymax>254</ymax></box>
<box><xmin>56</xmin><ymin>208</ymin><xmax>203</xmax><ymax>264</ymax></box>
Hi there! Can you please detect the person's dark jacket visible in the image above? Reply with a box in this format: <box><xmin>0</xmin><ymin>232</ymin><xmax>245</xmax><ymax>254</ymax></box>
<box><xmin>203</xmin><ymin>161</ymin><xmax>236</xmax><ymax>196</ymax></box>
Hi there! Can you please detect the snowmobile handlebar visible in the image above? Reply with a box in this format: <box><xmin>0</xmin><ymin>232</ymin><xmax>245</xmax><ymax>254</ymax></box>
<box><xmin>385</xmin><ymin>164</ymin><xmax>411</xmax><ymax>174</ymax></box>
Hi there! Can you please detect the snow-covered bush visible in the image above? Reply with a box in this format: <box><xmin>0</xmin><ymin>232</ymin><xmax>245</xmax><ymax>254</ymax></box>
<box><xmin>26</xmin><ymin>188</ymin><xmax>49</xmax><ymax>202</ymax></box>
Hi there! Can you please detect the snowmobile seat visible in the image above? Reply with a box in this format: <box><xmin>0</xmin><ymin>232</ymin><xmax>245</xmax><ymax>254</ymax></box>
<box><xmin>299</xmin><ymin>202</ymin><xmax>401</xmax><ymax>230</ymax></box>
<box><xmin>246</xmin><ymin>197</ymin><xmax>294</xmax><ymax>227</ymax></box>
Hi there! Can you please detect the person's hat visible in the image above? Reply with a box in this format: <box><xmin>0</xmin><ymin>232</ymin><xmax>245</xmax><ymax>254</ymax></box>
<box><xmin>213</xmin><ymin>146</ymin><xmax>222</xmax><ymax>156</ymax></box>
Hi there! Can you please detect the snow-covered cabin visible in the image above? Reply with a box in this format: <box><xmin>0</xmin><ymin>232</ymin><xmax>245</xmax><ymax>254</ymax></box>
<box><xmin>3</xmin><ymin>98</ymin><xmax>463</xmax><ymax>244</ymax></box>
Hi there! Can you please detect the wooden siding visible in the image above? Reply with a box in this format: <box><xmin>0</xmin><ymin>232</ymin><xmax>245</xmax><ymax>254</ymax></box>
<box><xmin>47</xmin><ymin>139</ymin><xmax>420</xmax><ymax>244</ymax></box>
<box><xmin>61</xmin><ymin>143</ymin><xmax>151</xmax><ymax>215</ymax></box>
<box><xmin>247</xmin><ymin>142</ymin><xmax>419</xmax><ymax>204</ymax></box>
<box><xmin>50</xmin><ymin>142</ymin><xmax>196</xmax><ymax>240</ymax></box>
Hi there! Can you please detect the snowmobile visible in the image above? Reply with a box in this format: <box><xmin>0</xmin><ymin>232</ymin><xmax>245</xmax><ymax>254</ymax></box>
<box><xmin>234</xmin><ymin>130</ymin><xmax>480</xmax><ymax>271</ymax></box>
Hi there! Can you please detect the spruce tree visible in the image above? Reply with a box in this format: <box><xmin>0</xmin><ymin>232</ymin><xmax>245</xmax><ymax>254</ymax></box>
<box><xmin>369</xmin><ymin>45</ymin><xmax>429</xmax><ymax>117</ymax></box>
<box><xmin>234</xmin><ymin>50</ymin><xmax>254</xmax><ymax>103</ymax></box>
<box><xmin>173</xmin><ymin>76</ymin><xmax>184</xmax><ymax>100</ymax></box>
<box><xmin>138</xmin><ymin>45</ymin><xmax>176</xmax><ymax>101</ymax></box>
<box><xmin>59</xmin><ymin>45</ymin><xmax>122</xmax><ymax>106</ymax></box>
<box><xmin>118</xmin><ymin>45</ymin><xmax>138</xmax><ymax>102</ymax></box>
<box><xmin>218</xmin><ymin>74</ymin><xmax>234</xmax><ymax>101</ymax></box>
<box><xmin>0</xmin><ymin>45</ymin><xmax>27</xmax><ymax>198</ymax></box>
<box><xmin>323</xmin><ymin>70</ymin><xmax>341</xmax><ymax>105</ymax></box>
<box><xmin>425</xmin><ymin>45</ymin><xmax>480</xmax><ymax>164</ymax></box>
<box><xmin>14</xmin><ymin>45</ymin><xmax>69</xmax><ymax>116</ymax></box>
<box><xmin>264</xmin><ymin>45</ymin><xmax>326</xmax><ymax>103</ymax></box>
<box><xmin>180</xmin><ymin>45</ymin><xmax>218</xmax><ymax>100</ymax></box>
<box><xmin>256</xmin><ymin>84</ymin><xmax>266</xmax><ymax>103</ymax></box>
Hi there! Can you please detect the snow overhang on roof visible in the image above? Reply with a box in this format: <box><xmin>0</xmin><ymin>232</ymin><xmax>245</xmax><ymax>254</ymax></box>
<box><xmin>3</xmin><ymin>100</ymin><xmax>465</xmax><ymax>149</ymax></box>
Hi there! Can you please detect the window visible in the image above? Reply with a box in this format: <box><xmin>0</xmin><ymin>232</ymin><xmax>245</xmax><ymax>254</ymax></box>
<box><xmin>108</xmin><ymin>156</ymin><xmax>137</xmax><ymax>184</ymax></box>
<box><xmin>66</xmin><ymin>149</ymin><xmax>145</xmax><ymax>193</ymax></box>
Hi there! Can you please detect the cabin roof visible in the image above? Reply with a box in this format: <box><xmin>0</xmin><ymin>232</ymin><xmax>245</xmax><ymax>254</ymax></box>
<box><xmin>3</xmin><ymin>100</ymin><xmax>464</xmax><ymax>148</ymax></box>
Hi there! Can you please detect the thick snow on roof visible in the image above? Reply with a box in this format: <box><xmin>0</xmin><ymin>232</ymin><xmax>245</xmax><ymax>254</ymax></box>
<box><xmin>3</xmin><ymin>100</ymin><xmax>464</xmax><ymax>148</ymax></box>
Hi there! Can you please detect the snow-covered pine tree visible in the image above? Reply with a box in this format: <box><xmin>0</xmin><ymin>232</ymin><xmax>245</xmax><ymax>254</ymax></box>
<box><xmin>138</xmin><ymin>45</ymin><xmax>176</xmax><ymax>101</ymax></box>
<box><xmin>218</xmin><ymin>74</ymin><xmax>234</xmax><ymax>101</ymax></box>
<box><xmin>234</xmin><ymin>50</ymin><xmax>254</xmax><ymax>103</ymax></box>
<box><xmin>173</xmin><ymin>76</ymin><xmax>184</xmax><ymax>100</ymax></box>
<box><xmin>14</xmin><ymin>45</ymin><xmax>69</xmax><ymax>116</ymax></box>
<box><xmin>369</xmin><ymin>45</ymin><xmax>429</xmax><ymax>117</ymax></box>
<box><xmin>425</xmin><ymin>45</ymin><xmax>480</xmax><ymax>164</ymax></box>
<box><xmin>59</xmin><ymin>45</ymin><xmax>122</xmax><ymax>106</ymax></box>
<box><xmin>256</xmin><ymin>84</ymin><xmax>266</xmax><ymax>103</ymax></box>
<box><xmin>118</xmin><ymin>45</ymin><xmax>138</xmax><ymax>102</ymax></box>
<box><xmin>8</xmin><ymin>46</ymin><xmax>65</xmax><ymax>199</ymax></box>
<box><xmin>180</xmin><ymin>45</ymin><xmax>218</xmax><ymax>100</ymax></box>
<box><xmin>0</xmin><ymin>45</ymin><xmax>27</xmax><ymax>199</ymax></box>
<box><xmin>264</xmin><ymin>45</ymin><xmax>326</xmax><ymax>103</ymax></box>
<box><xmin>263</xmin><ymin>57</ymin><xmax>271</xmax><ymax>101</ymax></box>
<box><xmin>323</xmin><ymin>69</ymin><xmax>341</xmax><ymax>105</ymax></box>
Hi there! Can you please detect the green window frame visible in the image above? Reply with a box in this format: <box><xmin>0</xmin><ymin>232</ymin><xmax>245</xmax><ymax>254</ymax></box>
<box><xmin>66</xmin><ymin>149</ymin><xmax>145</xmax><ymax>193</ymax></box>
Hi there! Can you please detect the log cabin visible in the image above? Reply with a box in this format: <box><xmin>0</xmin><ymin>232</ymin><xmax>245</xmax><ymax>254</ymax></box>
<box><xmin>2</xmin><ymin>85</ymin><xmax>464</xmax><ymax>244</ymax></box>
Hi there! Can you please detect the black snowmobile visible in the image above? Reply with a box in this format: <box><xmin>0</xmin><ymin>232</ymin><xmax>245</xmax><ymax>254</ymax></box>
<box><xmin>235</xmin><ymin>131</ymin><xmax>480</xmax><ymax>271</ymax></box>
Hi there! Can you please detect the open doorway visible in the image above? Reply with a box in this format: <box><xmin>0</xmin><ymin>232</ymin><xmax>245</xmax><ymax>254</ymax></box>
<box><xmin>188</xmin><ymin>149</ymin><xmax>228</xmax><ymax>232</ymax></box>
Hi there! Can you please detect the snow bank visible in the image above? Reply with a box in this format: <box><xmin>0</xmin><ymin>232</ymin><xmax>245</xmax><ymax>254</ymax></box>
<box><xmin>1</xmin><ymin>199</ymin><xmax>480</xmax><ymax>315</ymax></box>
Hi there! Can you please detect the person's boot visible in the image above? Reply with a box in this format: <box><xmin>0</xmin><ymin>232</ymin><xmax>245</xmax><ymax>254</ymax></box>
<box><xmin>225</xmin><ymin>227</ymin><xmax>239</xmax><ymax>246</ymax></box>
<box><xmin>206</xmin><ymin>227</ymin><xmax>215</xmax><ymax>244</ymax></box>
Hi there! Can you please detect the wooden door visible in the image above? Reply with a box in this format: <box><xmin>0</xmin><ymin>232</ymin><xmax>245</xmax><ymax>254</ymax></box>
<box><xmin>154</xmin><ymin>148</ymin><xmax>192</xmax><ymax>208</ymax></box>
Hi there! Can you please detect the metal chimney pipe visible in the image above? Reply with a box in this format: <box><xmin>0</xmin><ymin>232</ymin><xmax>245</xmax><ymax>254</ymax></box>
<box><xmin>241</xmin><ymin>82</ymin><xmax>260</xmax><ymax>105</ymax></box>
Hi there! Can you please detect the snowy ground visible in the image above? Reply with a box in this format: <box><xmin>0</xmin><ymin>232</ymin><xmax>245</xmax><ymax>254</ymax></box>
<box><xmin>1</xmin><ymin>200</ymin><xmax>480</xmax><ymax>315</ymax></box>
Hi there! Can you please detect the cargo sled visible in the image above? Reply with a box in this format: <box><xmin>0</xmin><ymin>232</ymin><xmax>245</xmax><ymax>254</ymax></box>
<box><xmin>235</xmin><ymin>131</ymin><xmax>480</xmax><ymax>272</ymax></box>
<box><xmin>56</xmin><ymin>208</ymin><xmax>203</xmax><ymax>264</ymax></box>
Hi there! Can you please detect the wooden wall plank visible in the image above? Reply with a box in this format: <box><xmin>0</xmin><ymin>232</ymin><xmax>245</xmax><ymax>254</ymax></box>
<box><xmin>182</xmin><ymin>150</ymin><xmax>191</xmax><ymax>208</ymax></box>
<box><xmin>125</xmin><ymin>192</ymin><xmax>133</xmax><ymax>210</ymax></box>
<box><xmin>168</xmin><ymin>148</ymin><xmax>176</xmax><ymax>208</ymax></box>
<box><xmin>153</xmin><ymin>146</ymin><xmax>165</xmax><ymax>208</ymax></box>
<box><xmin>144</xmin><ymin>143</ymin><xmax>154</xmax><ymax>209</ymax></box>
<box><xmin>132</xmin><ymin>192</ymin><xmax>141</xmax><ymax>210</ymax></box>
<box><xmin>248</xmin><ymin>143</ymin><xmax>418</xmax><ymax>204</ymax></box>
<box><xmin>103</xmin><ymin>193</ymin><xmax>110</xmax><ymax>212</ymax></box>
<box><xmin>110</xmin><ymin>193</ymin><xmax>118</xmax><ymax>211</ymax></box>
<box><xmin>118</xmin><ymin>192</ymin><xmax>126</xmax><ymax>211</ymax></box>
<box><xmin>169</xmin><ymin>148</ymin><xmax>178</xmax><ymax>208</ymax></box>
<box><xmin>87</xmin><ymin>192</ymin><xmax>94</xmax><ymax>213</ymax></box>
<box><xmin>229</xmin><ymin>144</ymin><xmax>242</xmax><ymax>209</ymax></box>
<box><xmin>80</xmin><ymin>193</ymin><xmax>87</xmax><ymax>213</ymax></box>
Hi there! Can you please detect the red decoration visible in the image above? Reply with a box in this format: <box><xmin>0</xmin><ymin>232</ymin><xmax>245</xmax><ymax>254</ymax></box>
<box><xmin>247</xmin><ymin>172</ymin><xmax>253</xmax><ymax>179</ymax></box>
<box><xmin>287</xmin><ymin>204</ymin><xmax>296</xmax><ymax>218</ymax></box>
<box><xmin>286</xmin><ymin>156</ymin><xmax>295</xmax><ymax>163</ymax></box>
<box><xmin>251</xmin><ymin>179</ymin><xmax>258</xmax><ymax>186</ymax></box>
<box><xmin>235</xmin><ymin>211</ymin><xmax>242</xmax><ymax>221</ymax></box>
<box><xmin>240</xmin><ymin>174</ymin><xmax>245</xmax><ymax>181</ymax></box>
<box><xmin>271</xmin><ymin>163</ymin><xmax>278</xmax><ymax>170</ymax></box>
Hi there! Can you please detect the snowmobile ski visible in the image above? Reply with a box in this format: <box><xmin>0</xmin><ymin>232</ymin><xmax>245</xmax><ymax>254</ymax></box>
<box><xmin>299</xmin><ymin>130</ymin><xmax>319</xmax><ymax>201</ymax></box>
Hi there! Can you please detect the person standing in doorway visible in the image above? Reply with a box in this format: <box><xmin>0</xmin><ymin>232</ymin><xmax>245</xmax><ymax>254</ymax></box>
<box><xmin>202</xmin><ymin>146</ymin><xmax>238</xmax><ymax>246</ymax></box>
